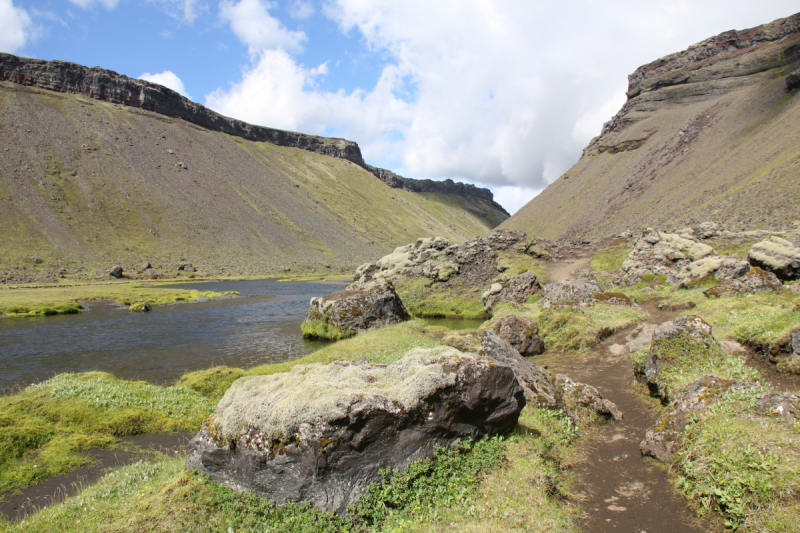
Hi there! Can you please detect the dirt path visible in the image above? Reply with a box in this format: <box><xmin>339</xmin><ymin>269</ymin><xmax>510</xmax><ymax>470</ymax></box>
<box><xmin>0</xmin><ymin>433</ymin><xmax>191</xmax><ymax>521</ymax></box>
<box><xmin>541</xmin><ymin>257</ymin><xmax>710</xmax><ymax>532</ymax></box>
<box><xmin>546</xmin><ymin>256</ymin><xmax>593</xmax><ymax>282</ymax></box>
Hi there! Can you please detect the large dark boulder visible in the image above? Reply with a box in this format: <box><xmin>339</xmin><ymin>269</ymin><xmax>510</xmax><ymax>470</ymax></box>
<box><xmin>481</xmin><ymin>331</ymin><xmax>564</xmax><ymax>411</ymax></box>
<box><xmin>491</xmin><ymin>315</ymin><xmax>544</xmax><ymax>356</ymax></box>
<box><xmin>186</xmin><ymin>347</ymin><xmax>525</xmax><ymax>515</ymax></box>
<box><xmin>303</xmin><ymin>278</ymin><xmax>409</xmax><ymax>339</ymax></box>
<box><xmin>109</xmin><ymin>266</ymin><xmax>123</xmax><ymax>278</ymax></box>
<box><xmin>554</xmin><ymin>374</ymin><xmax>623</xmax><ymax>420</ymax></box>
<box><xmin>703</xmin><ymin>267</ymin><xmax>782</xmax><ymax>297</ymax></box>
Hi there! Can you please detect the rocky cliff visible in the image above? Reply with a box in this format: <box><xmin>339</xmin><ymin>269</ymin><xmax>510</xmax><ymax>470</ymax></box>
<box><xmin>0</xmin><ymin>53</ymin><xmax>505</xmax><ymax>213</ymax></box>
<box><xmin>502</xmin><ymin>12</ymin><xmax>800</xmax><ymax>240</ymax></box>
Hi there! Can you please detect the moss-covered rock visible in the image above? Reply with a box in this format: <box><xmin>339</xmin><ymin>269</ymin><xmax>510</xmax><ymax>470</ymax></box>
<box><xmin>748</xmin><ymin>236</ymin><xmax>800</xmax><ymax>281</ymax></box>
<box><xmin>186</xmin><ymin>346</ymin><xmax>524</xmax><ymax>514</ymax></box>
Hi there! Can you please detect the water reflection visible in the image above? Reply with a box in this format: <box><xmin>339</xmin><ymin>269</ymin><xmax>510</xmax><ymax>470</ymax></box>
<box><xmin>0</xmin><ymin>279</ymin><xmax>347</xmax><ymax>391</ymax></box>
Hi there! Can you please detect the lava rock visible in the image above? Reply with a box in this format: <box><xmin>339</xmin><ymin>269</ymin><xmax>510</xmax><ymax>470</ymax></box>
<box><xmin>186</xmin><ymin>346</ymin><xmax>524</xmax><ymax>515</ymax></box>
<box><xmin>303</xmin><ymin>278</ymin><xmax>409</xmax><ymax>338</ymax></box>
<box><xmin>109</xmin><ymin>266</ymin><xmax>123</xmax><ymax>278</ymax></box>
<box><xmin>491</xmin><ymin>315</ymin><xmax>544</xmax><ymax>356</ymax></box>
<box><xmin>542</xmin><ymin>279</ymin><xmax>603</xmax><ymax>303</ymax></box>
<box><xmin>748</xmin><ymin>236</ymin><xmax>800</xmax><ymax>281</ymax></box>
<box><xmin>129</xmin><ymin>303</ymin><xmax>152</xmax><ymax>312</ymax></box>
<box><xmin>703</xmin><ymin>267</ymin><xmax>782</xmax><ymax>298</ymax></box>
<box><xmin>481</xmin><ymin>331</ymin><xmax>564</xmax><ymax>411</ymax></box>
<box><xmin>640</xmin><ymin>316</ymin><xmax>715</xmax><ymax>400</ymax></box>
<box><xmin>482</xmin><ymin>271</ymin><xmax>541</xmax><ymax>311</ymax></box>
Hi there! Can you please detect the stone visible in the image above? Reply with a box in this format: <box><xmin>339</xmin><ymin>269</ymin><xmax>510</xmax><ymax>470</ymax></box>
<box><xmin>676</xmin><ymin>255</ymin><xmax>750</xmax><ymax>284</ymax></box>
<box><xmin>109</xmin><ymin>266</ymin><xmax>123</xmax><ymax>278</ymax></box>
<box><xmin>303</xmin><ymin>278</ymin><xmax>410</xmax><ymax>338</ymax></box>
<box><xmin>482</xmin><ymin>271</ymin><xmax>542</xmax><ymax>311</ymax></box>
<box><xmin>481</xmin><ymin>331</ymin><xmax>565</xmax><ymax>411</ymax></box>
<box><xmin>703</xmin><ymin>267</ymin><xmax>783</xmax><ymax>298</ymax></box>
<box><xmin>555</xmin><ymin>374</ymin><xmax>623</xmax><ymax>419</ymax></box>
<box><xmin>186</xmin><ymin>346</ymin><xmax>525</xmax><ymax>515</ymax></box>
<box><xmin>640</xmin><ymin>316</ymin><xmax>715</xmax><ymax>400</ymax></box>
<box><xmin>441</xmin><ymin>331</ymin><xmax>482</xmax><ymax>353</ymax></box>
<box><xmin>141</xmin><ymin>262</ymin><xmax>152</xmax><ymax>270</ymax></box>
<box><xmin>640</xmin><ymin>375</ymin><xmax>758</xmax><ymax>462</ymax></box>
<box><xmin>184</xmin><ymin>266</ymin><xmax>197</xmax><ymax>273</ymax></box>
<box><xmin>793</xmin><ymin>327</ymin><xmax>800</xmax><ymax>360</ymax></box>
<box><xmin>619</xmin><ymin>231</ymin><xmax>716</xmax><ymax>286</ymax></box>
<box><xmin>491</xmin><ymin>315</ymin><xmax>545</xmax><ymax>356</ymax></box>
<box><xmin>542</xmin><ymin>279</ymin><xmax>603</xmax><ymax>303</ymax></box>
<box><xmin>145</xmin><ymin>268</ymin><xmax>159</xmax><ymax>279</ymax></box>
<box><xmin>748</xmin><ymin>236</ymin><xmax>800</xmax><ymax>281</ymax></box>
<box><xmin>129</xmin><ymin>303</ymin><xmax>152</xmax><ymax>312</ymax></box>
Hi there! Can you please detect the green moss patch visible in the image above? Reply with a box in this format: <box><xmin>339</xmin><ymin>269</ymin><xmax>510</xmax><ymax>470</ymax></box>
<box><xmin>590</xmin><ymin>240</ymin><xmax>634</xmax><ymax>272</ymax></box>
<box><xmin>0</xmin><ymin>372</ymin><xmax>213</xmax><ymax>494</ymax></box>
<box><xmin>395</xmin><ymin>278</ymin><xmax>487</xmax><ymax>320</ymax></box>
<box><xmin>176</xmin><ymin>366</ymin><xmax>246</xmax><ymax>402</ymax></box>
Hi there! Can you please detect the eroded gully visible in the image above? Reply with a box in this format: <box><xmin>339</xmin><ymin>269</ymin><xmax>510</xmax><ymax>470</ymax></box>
<box><xmin>543</xmin><ymin>258</ymin><xmax>708</xmax><ymax>533</ymax></box>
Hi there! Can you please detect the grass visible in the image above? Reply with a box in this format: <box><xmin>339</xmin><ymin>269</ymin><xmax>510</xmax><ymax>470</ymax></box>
<box><xmin>487</xmin><ymin>301</ymin><xmax>646</xmax><ymax>354</ymax></box>
<box><xmin>300</xmin><ymin>317</ymin><xmax>355</xmax><ymax>340</ymax></box>
<box><xmin>395</xmin><ymin>278</ymin><xmax>487</xmax><ymax>320</ymax></box>
<box><xmin>0</xmin><ymin>372</ymin><xmax>213</xmax><ymax>494</ymax></box>
<box><xmin>0</xmin><ymin>280</ymin><xmax>236</xmax><ymax>318</ymax></box>
<box><xmin>685</xmin><ymin>291</ymin><xmax>800</xmax><ymax>353</ymax></box>
<box><xmin>590</xmin><ymin>240</ymin><xmax>634</xmax><ymax>272</ymax></box>
<box><xmin>494</xmin><ymin>252</ymin><xmax>547</xmax><ymax>282</ymax></box>
<box><xmin>671</xmin><ymin>388</ymin><xmax>800</xmax><ymax>531</ymax></box>
<box><xmin>3</xmin><ymin>405</ymin><xmax>584</xmax><ymax>533</ymax></box>
<box><xmin>175</xmin><ymin>366</ymin><xmax>246</xmax><ymax>402</ymax></box>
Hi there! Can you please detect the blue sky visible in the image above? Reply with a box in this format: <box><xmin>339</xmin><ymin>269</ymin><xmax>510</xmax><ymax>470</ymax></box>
<box><xmin>2</xmin><ymin>0</ymin><xmax>798</xmax><ymax>214</ymax></box>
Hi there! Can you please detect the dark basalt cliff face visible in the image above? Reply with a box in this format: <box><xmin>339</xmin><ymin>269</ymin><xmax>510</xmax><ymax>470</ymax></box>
<box><xmin>0</xmin><ymin>52</ymin><xmax>503</xmax><ymax>210</ymax></box>
<box><xmin>503</xmin><ymin>12</ymin><xmax>800</xmax><ymax>240</ymax></box>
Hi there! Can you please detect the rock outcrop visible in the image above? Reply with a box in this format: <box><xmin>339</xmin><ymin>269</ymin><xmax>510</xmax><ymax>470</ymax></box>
<box><xmin>703</xmin><ymin>267</ymin><xmax>783</xmax><ymax>298</ymax></box>
<box><xmin>748</xmin><ymin>236</ymin><xmax>800</xmax><ymax>281</ymax></box>
<box><xmin>500</xmin><ymin>13</ymin><xmax>800</xmax><ymax>240</ymax></box>
<box><xmin>542</xmin><ymin>279</ymin><xmax>604</xmax><ymax>303</ymax></box>
<box><xmin>677</xmin><ymin>255</ymin><xmax>750</xmax><ymax>284</ymax></box>
<box><xmin>619</xmin><ymin>231</ymin><xmax>714</xmax><ymax>286</ymax></box>
<box><xmin>482</xmin><ymin>271</ymin><xmax>542</xmax><ymax>311</ymax></box>
<box><xmin>490</xmin><ymin>315</ymin><xmax>545</xmax><ymax>356</ymax></box>
<box><xmin>303</xmin><ymin>278</ymin><xmax>409</xmax><ymax>339</ymax></box>
<box><xmin>0</xmin><ymin>52</ymin><xmax>504</xmax><ymax>211</ymax></box>
<box><xmin>639</xmin><ymin>316</ymin><xmax>715</xmax><ymax>400</ymax></box>
<box><xmin>481</xmin><ymin>331</ymin><xmax>563</xmax><ymax>410</ymax></box>
<box><xmin>186</xmin><ymin>346</ymin><xmax>525</xmax><ymax>514</ymax></box>
<box><xmin>555</xmin><ymin>374</ymin><xmax>623</xmax><ymax>420</ymax></box>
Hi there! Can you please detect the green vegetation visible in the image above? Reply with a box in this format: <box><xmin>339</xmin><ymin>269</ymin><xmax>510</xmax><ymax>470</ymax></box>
<box><xmin>673</xmin><ymin>388</ymin><xmax>800</xmax><ymax>531</ymax></box>
<box><xmin>0</xmin><ymin>281</ymin><xmax>236</xmax><ymax>318</ymax></box>
<box><xmin>0</xmin><ymin>372</ymin><xmax>212</xmax><ymax>494</ymax></box>
<box><xmin>395</xmin><ymin>278</ymin><xmax>487</xmax><ymax>319</ymax></box>
<box><xmin>176</xmin><ymin>366</ymin><xmax>246</xmax><ymax>402</ymax></box>
<box><xmin>590</xmin><ymin>240</ymin><xmax>634</xmax><ymax>271</ymax></box>
<box><xmin>488</xmin><ymin>301</ymin><xmax>646</xmax><ymax>353</ymax></box>
<box><xmin>300</xmin><ymin>317</ymin><xmax>355</xmax><ymax>340</ymax></box>
<box><xmin>2</xmin><ymin>404</ymin><xmax>582</xmax><ymax>533</ymax></box>
<box><xmin>494</xmin><ymin>251</ymin><xmax>547</xmax><ymax>282</ymax></box>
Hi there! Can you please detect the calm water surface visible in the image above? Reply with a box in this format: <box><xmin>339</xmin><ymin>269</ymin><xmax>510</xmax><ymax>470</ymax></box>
<box><xmin>0</xmin><ymin>279</ymin><xmax>347</xmax><ymax>391</ymax></box>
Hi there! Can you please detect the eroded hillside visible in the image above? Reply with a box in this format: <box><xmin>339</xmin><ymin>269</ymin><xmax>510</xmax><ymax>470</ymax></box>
<box><xmin>0</xmin><ymin>76</ymin><xmax>507</xmax><ymax>282</ymax></box>
<box><xmin>503</xmin><ymin>13</ymin><xmax>800</xmax><ymax>241</ymax></box>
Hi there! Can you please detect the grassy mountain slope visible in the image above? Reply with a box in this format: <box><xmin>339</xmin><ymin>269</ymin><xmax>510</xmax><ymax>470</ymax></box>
<box><xmin>502</xmin><ymin>13</ymin><xmax>800</xmax><ymax>241</ymax></box>
<box><xmin>0</xmin><ymin>82</ymin><xmax>507</xmax><ymax>280</ymax></box>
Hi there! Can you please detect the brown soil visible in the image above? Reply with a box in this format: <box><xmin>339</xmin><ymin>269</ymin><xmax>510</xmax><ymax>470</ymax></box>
<box><xmin>0</xmin><ymin>433</ymin><xmax>191</xmax><ymax>521</ymax></box>
<box><xmin>545</xmin><ymin>256</ymin><xmax>592</xmax><ymax>282</ymax></box>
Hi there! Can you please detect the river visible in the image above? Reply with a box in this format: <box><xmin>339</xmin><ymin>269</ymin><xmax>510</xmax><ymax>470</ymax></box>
<box><xmin>0</xmin><ymin>279</ymin><xmax>348</xmax><ymax>391</ymax></box>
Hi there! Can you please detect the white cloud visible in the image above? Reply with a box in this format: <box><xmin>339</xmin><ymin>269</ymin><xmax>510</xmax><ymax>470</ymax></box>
<box><xmin>139</xmin><ymin>70</ymin><xmax>191</xmax><ymax>98</ymax></box>
<box><xmin>0</xmin><ymin>0</ymin><xmax>34</xmax><ymax>53</ymax></box>
<box><xmin>67</xmin><ymin>0</ymin><xmax>120</xmax><ymax>9</ymax></box>
<box><xmin>209</xmin><ymin>0</ymin><xmax>800</xmax><ymax>213</ymax></box>
<box><xmin>493</xmin><ymin>186</ymin><xmax>542</xmax><ymax>216</ymax></box>
<box><xmin>219</xmin><ymin>0</ymin><xmax>306</xmax><ymax>54</ymax></box>
<box><xmin>289</xmin><ymin>0</ymin><xmax>314</xmax><ymax>20</ymax></box>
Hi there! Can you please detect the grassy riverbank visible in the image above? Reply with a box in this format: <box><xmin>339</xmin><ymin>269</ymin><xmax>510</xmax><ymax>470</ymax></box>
<box><xmin>0</xmin><ymin>280</ymin><xmax>238</xmax><ymax>318</ymax></box>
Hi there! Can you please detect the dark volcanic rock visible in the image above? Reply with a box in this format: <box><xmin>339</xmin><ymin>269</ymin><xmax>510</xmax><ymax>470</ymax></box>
<box><xmin>491</xmin><ymin>315</ymin><xmax>544</xmax><ymax>356</ymax></box>
<box><xmin>109</xmin><ymin>266</ymin><xmax>123</xmax><ymax>278</ymax></box>
<box><xmin>542</xmin><ymin>279</ymin><xmax>603</xmax><ymax>303</ymax></box>
<box><xmin>482</xmin><ymin>271</ymin><xmax>542</xmax><ymax>312</ymax></box>
<box><xmin>481</xmin><ymin>331</ymin><xmax>564</xmax><ymax>411</ymax></box>
<box><xmin>186</xmin><ymin>347</ymin><xmax>524</xmax><ymax>515</ymax></box>
<box><xmin>303</xmin><ymin>278</ymin><xmax>409</xmax><ymax>338</ymax></box>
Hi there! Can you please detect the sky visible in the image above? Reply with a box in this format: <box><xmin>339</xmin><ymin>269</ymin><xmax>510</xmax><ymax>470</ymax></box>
<box><xmin>1</xmin><ymin>1</ymin><xmax>797</xmax><ymax>214</ymax></box>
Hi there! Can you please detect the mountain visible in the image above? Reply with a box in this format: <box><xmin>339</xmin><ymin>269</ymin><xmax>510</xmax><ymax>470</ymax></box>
<box><xmin>0</xmin><ymin>54</ymin><xmax>508</xmax><ymax>282</ymax></box>
<box><xmin>501</xmin><ymin>12</ymin><xmax>800</xmax><ymax>241</ymax></box>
